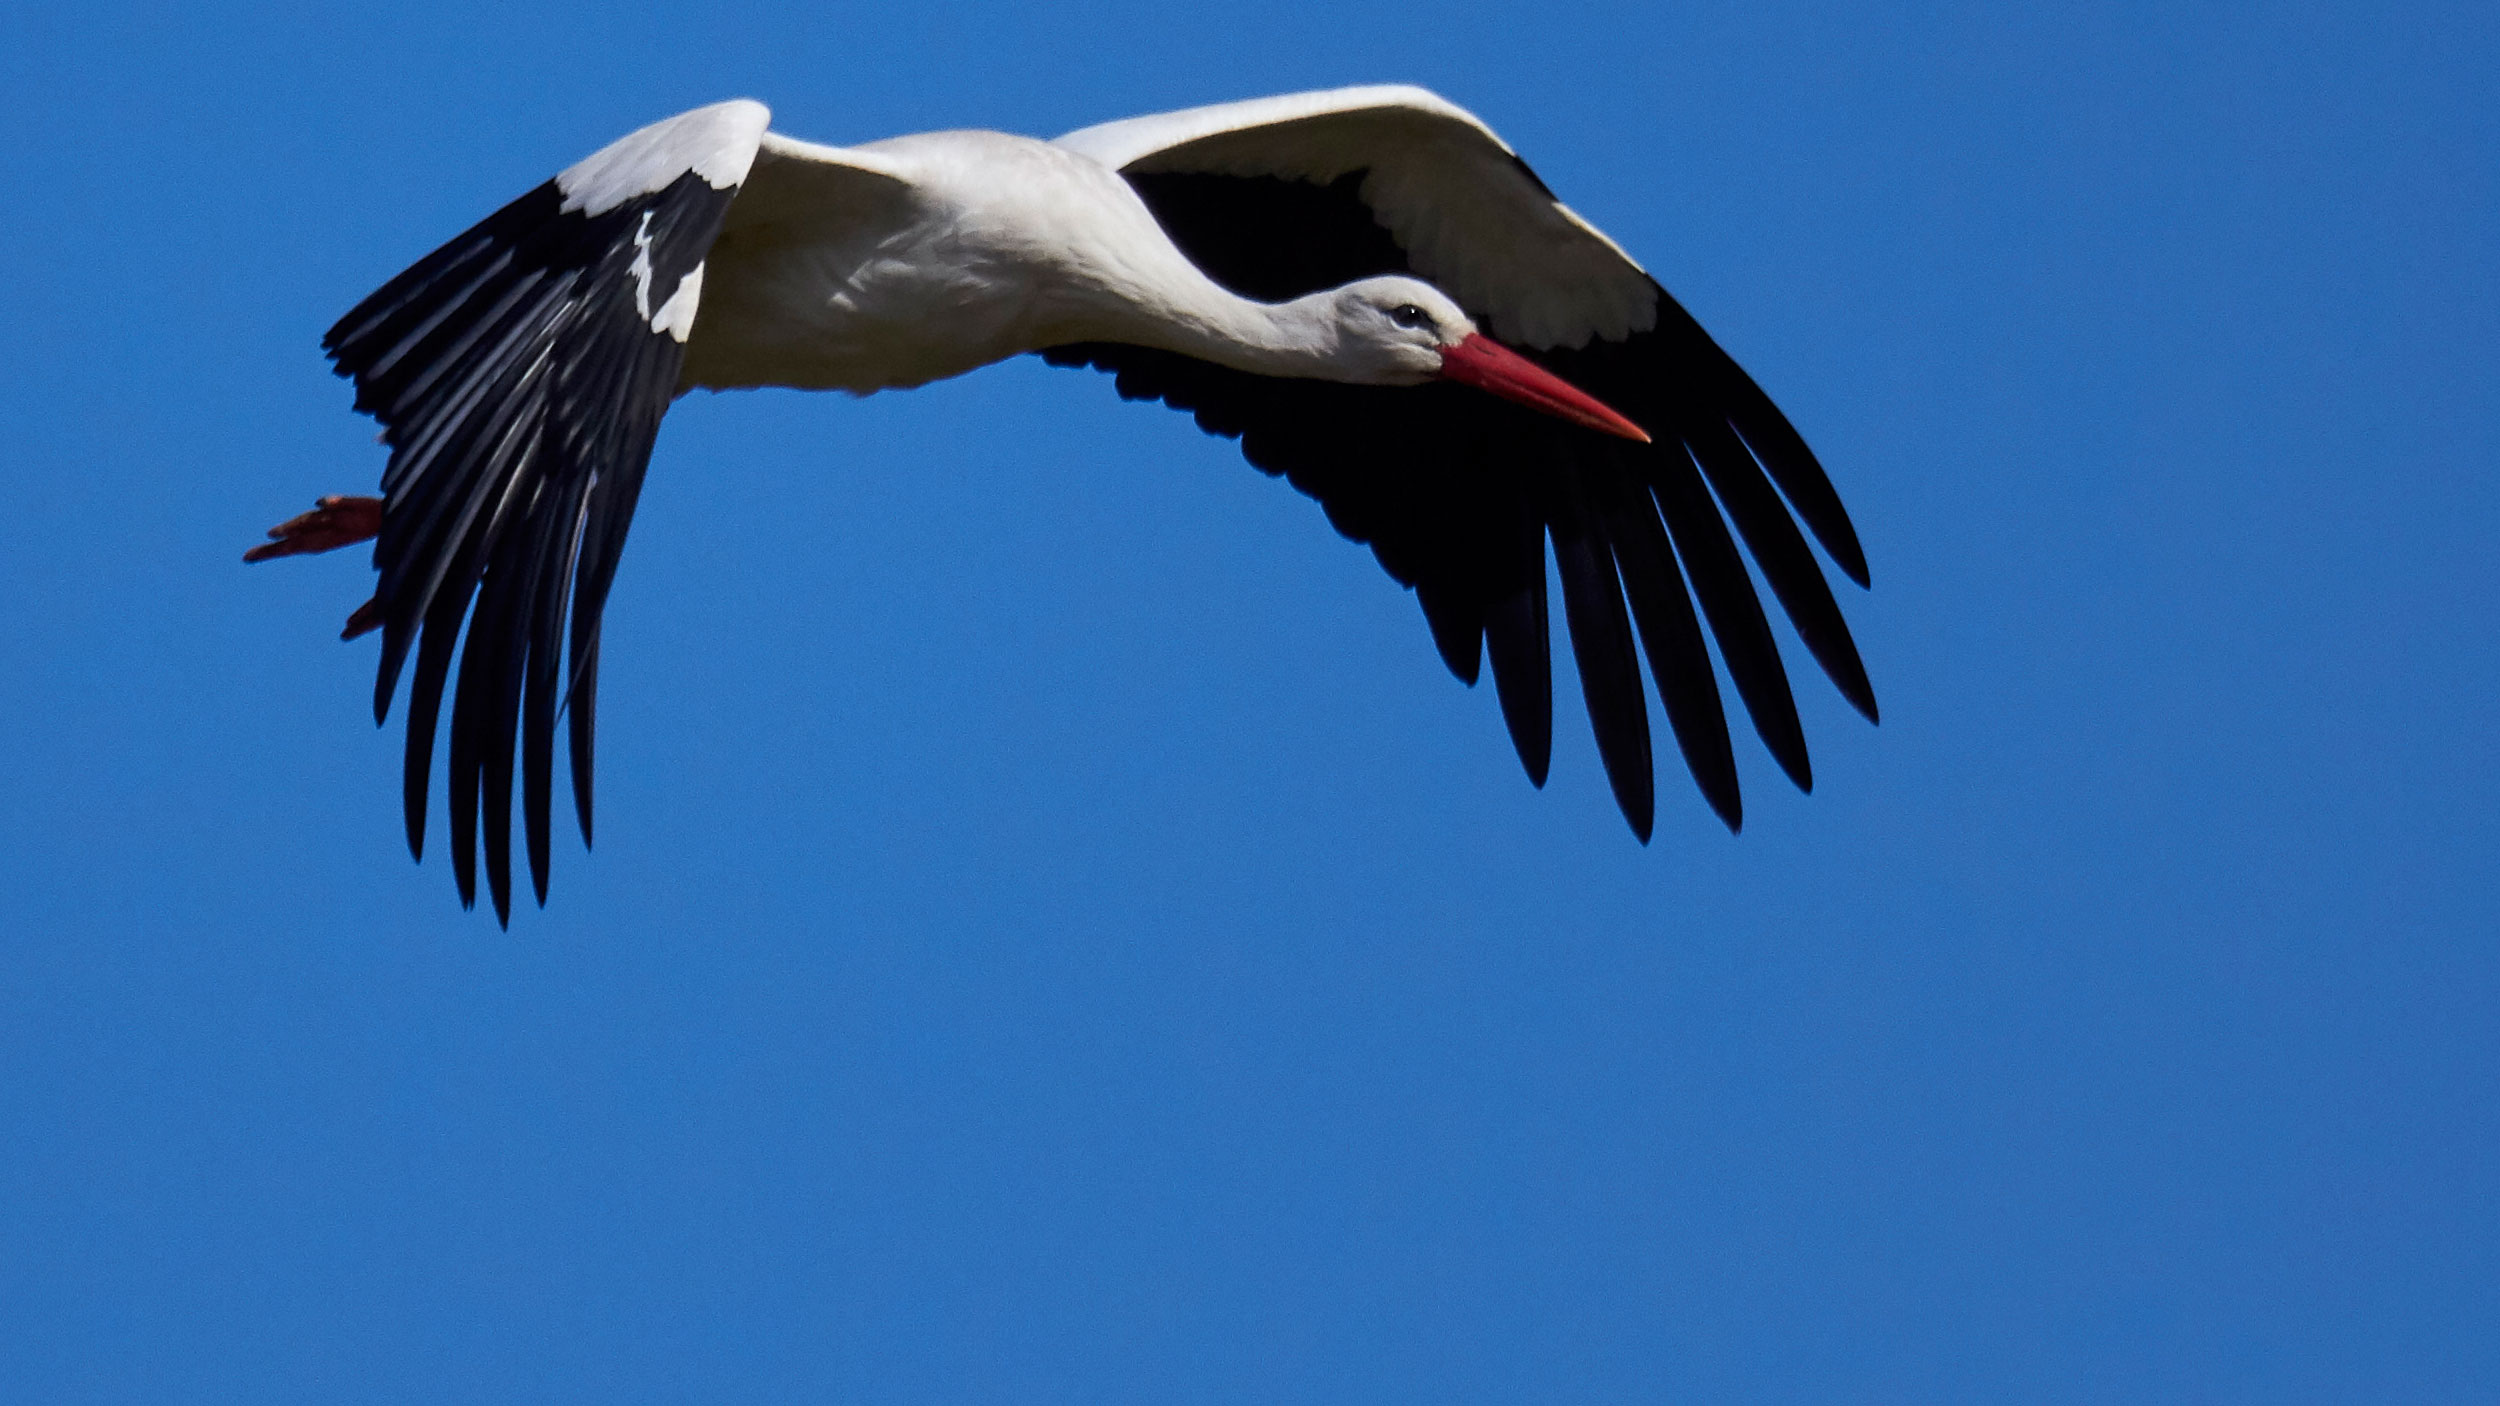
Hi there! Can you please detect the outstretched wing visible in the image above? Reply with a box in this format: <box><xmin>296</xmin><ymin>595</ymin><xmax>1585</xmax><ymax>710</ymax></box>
<box><xmin>324</xmin><ymin>100</ymin><xmax>772</xmax><ymax>923</ymax></box>
<box><xmin>1052</xmin><ymin>86</ymin><xmax>1874</xmax><ymax>840</ymax></box>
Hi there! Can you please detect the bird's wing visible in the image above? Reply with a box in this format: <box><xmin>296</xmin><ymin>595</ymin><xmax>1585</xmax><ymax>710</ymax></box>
<box><xmin>1055</xmin><ymin>84</ymin><xmax>1652</xmax><ymax>350</ymax></box>
<box><xmin>322</xmin><ymin>98</ymin><xmax>845</xmax><ymax>922</ymax></box>
<box><xmin>677</xmin><ymin>131</ymin><xmax>924</xmax><ymax>390</ymax></box>
<box><xmin>1050</xmin><ymin>87</ymin><xmax>1873</xmax><ymax>838</ymax></box>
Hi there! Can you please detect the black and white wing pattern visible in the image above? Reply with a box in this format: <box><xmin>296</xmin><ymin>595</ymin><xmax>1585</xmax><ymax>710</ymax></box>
<box><xmin>1050</xmin><ymin>86</ymin><xmax>1876</xmax><ymax>840</ymax></box>
<box><xmin>324</xmin><ymin>100</ymin><xmax>770</xmax><ymax>922</ymax></box>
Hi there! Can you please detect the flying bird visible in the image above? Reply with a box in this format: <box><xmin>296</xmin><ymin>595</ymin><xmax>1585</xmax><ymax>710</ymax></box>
<box><xmin>249</xmin><ymin>87</ymin><xmax>1878</xmax><ymax>923</ymax></box>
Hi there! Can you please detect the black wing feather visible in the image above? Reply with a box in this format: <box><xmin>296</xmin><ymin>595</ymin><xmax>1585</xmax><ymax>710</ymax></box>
<box><xmin>1552</xmin><ymin>457</ymin><xmax>1655</xmax><ymax>840</ymax></box>
<box><xmin>1681</xmin><ymin>413</ymin><xmax>1877</xmax><ymax>722</ymax></box>
<box><xmin>323</xmin><ymin>170</ymin><xmax>737</xmax><ymax>922</ymax></box>
<box><xmin>1123</xmin><ymin>171</ymin><xmax>1410</xmax><ymax>299</ymax></box>
<box><xmin>1643</xmin><ymin>440</ymin><xmax>1813</xmax><ymax>793</ymax></box>
<box><xmin>1481</xmin><ymin>540</ymin><xmax>1554</xmax><ymax>790</ymax></box>
<box><xmin>1416</xmin><ymin>584</ymin><xmax>1484</xmax><ymax>685</ymax></box>
<box><xmin>1667</xmin><ymin>291</ymin><xmax>1870</xmax><ymax>589</ymax></box>
<box><xmin>1586</xmin><ymin>459</ymin><xmax>1741</xmax><ymax>830</ymax></box>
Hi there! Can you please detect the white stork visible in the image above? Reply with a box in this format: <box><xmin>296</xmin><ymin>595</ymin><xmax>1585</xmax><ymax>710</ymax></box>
<box><xmin>250</xmin><ymin>87</ymin><xmax>1877</xmax><ymax>923</ymax></box>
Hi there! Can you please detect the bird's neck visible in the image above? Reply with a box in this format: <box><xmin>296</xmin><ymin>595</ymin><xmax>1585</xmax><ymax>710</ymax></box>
<box><xmin>1119</xmin><ymin>287</ymin><xmax>1345</xmax><ymax>379</ymax></box>
<box><xmin>1049</xmin><ymin>235</ymin><xmax>1348</xmax><ymax>380</ymax></box>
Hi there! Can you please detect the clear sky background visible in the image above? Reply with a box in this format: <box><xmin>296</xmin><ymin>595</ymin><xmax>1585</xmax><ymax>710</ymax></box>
<box><xmin>3</xmin><ymin>1</ymin><xmax>2493</xmax><ymax>1400</ymax></box>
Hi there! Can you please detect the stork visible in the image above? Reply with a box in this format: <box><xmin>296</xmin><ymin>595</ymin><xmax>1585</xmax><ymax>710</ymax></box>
<box><xmin>250</xmin><ymin>87</ymin><xmax>1878</xmax><ymax>923</ymax></box>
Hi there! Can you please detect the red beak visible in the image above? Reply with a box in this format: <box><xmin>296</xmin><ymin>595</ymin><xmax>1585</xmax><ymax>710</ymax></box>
<box><xmin>1435</xmin><ymin>334</ymin><xmax>1652</xmax><ymax>443</ymax></box>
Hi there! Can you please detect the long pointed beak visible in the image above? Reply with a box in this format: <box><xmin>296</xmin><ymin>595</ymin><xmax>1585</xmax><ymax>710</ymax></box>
<box><xmin>1435</xmin><ymin>334</ymin><xmax>1651</xmax><ymax>443</ymax></box>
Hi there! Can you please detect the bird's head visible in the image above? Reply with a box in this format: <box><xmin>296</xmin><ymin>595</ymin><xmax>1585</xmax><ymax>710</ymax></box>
<box><xmin>1325</xmin><ymin>277</ymin><xmax>1651</xmax><ymax>443</ymax></box>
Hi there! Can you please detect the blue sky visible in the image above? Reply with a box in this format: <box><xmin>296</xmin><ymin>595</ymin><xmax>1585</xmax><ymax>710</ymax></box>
<box><xmin>3</xmin><ymin>1</ymin><xmax>2493</xmax><ymax>1399</ymax></box>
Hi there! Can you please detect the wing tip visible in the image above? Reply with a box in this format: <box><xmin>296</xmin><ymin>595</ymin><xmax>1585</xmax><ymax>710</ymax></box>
<box><xmin>1518</xmin><ymin>746</ymin><xmax>1552</xmax><ymax>790</ymax></box>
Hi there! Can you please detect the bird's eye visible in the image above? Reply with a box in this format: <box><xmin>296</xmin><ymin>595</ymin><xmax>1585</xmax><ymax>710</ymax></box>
<box><xmin>1388</xmin><ymin>304</ymin><xmax>1432</xmax><ymax>330</ymax></box>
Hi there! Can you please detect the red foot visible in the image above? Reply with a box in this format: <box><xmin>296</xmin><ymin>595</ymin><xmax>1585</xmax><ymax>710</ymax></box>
<box><xmin>248</xmin><ymin>494</ymin><xmax>387</xmax><ymax>639</ymax></box>
<box><xmin>244</xmin><ymin>495</ymin><xmax>381</xmax><ymax>563</ymax></box>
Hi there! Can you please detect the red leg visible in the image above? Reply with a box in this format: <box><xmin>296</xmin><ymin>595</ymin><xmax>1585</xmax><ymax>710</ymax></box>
<box><xmin>244</xmin><ymin>494</ymin><xmax>381</xmax><ymax>563</ymax></box>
